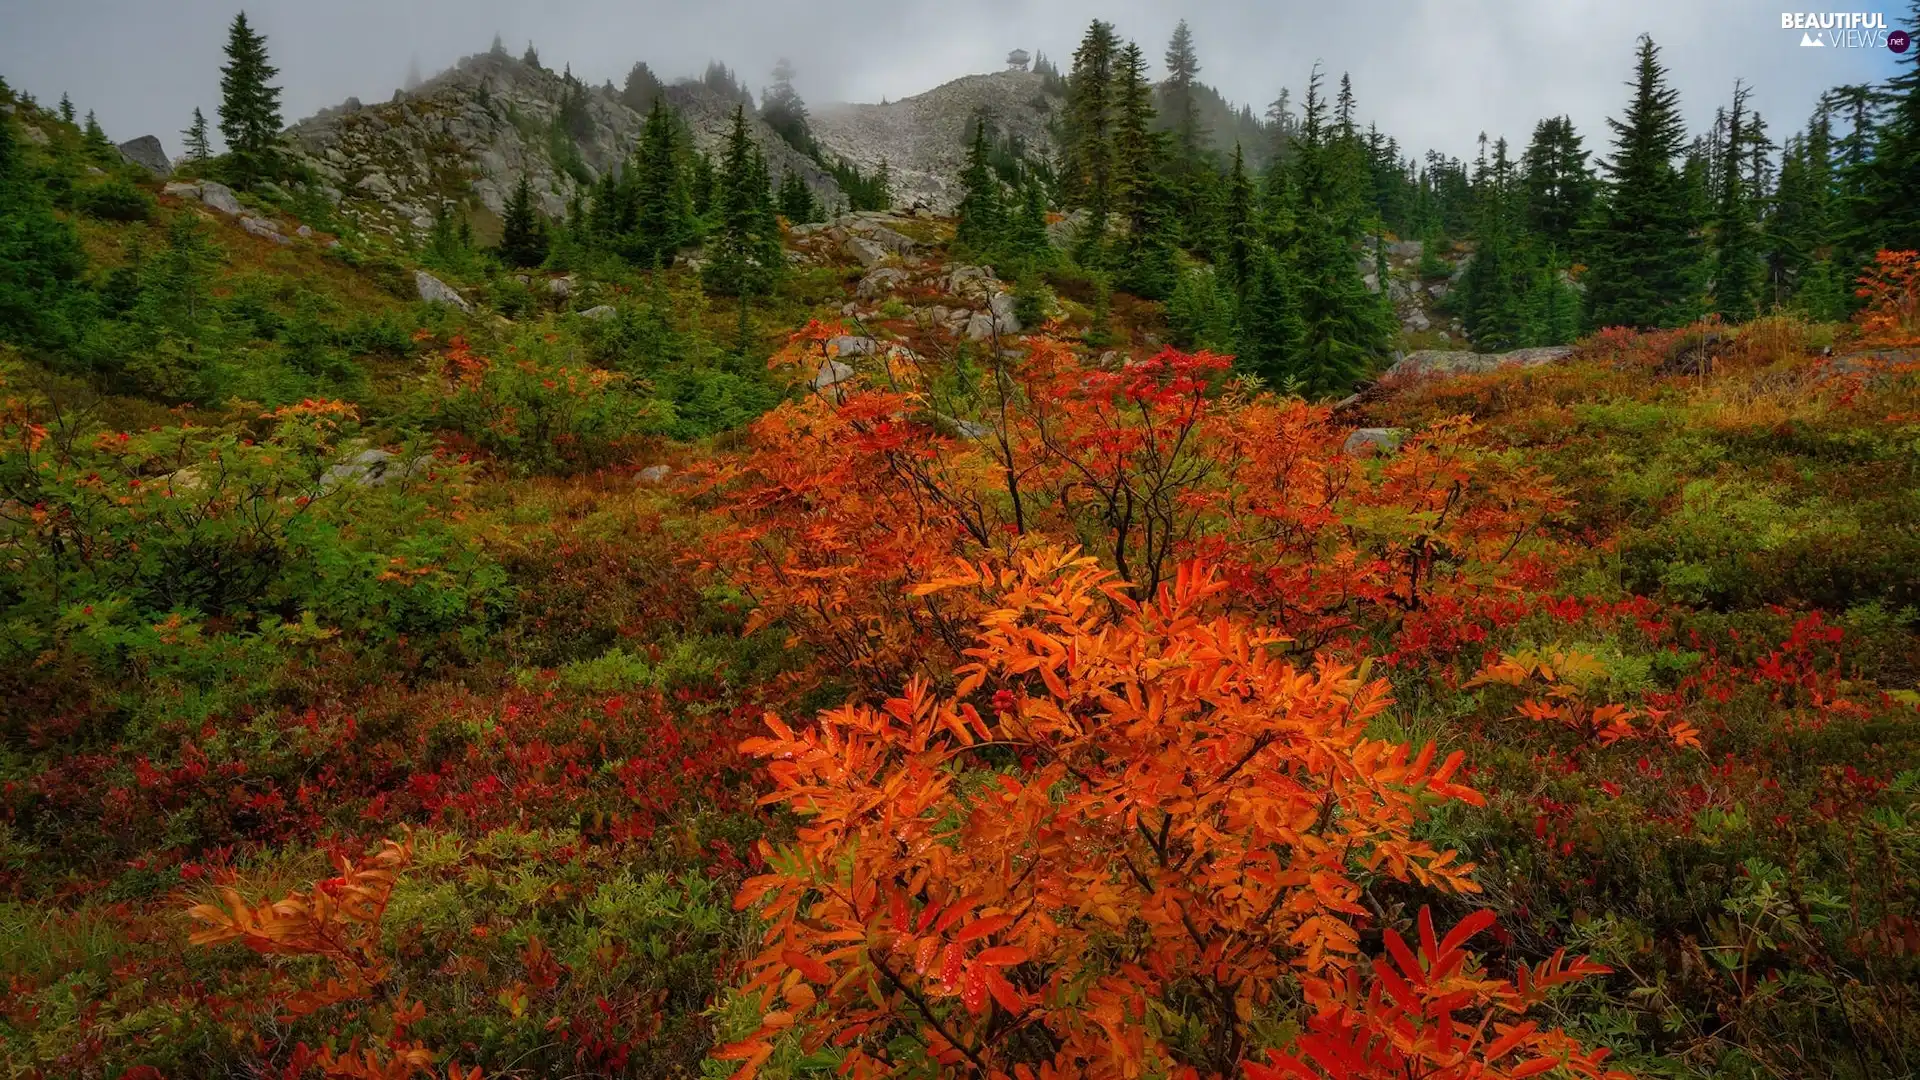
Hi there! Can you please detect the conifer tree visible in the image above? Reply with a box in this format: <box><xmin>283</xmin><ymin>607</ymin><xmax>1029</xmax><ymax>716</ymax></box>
<box><xmin>82</xmin><ymin>111</ymin><xmax>113</xmax><ymax>160</ymax></box>
<box><xmin>761</xmin><ymin>58</ymin><xmax>816</xmax><ymax>157</ymax></box>
<box><xmin>620</xmin><ymin>62</ymin><xmax>663</xmax><ymax>115</ymax></box>
<box><xmin>521</xmin><ymin>43</ymin><xmax>542</xmax><ymax>70</ymax></box>
<box><xmin>182</xmin><ymin>107</ymin><xmax>212</xmax><ymax>162</ymax></box>
<box><xmin>778</xmin><ymin>169</ymin><xmax>818</xmax><ymax>225</ymax></box>
<box><xmin>874</xmin><ymin>158</ymin><xmax>892</xmax><ymax>209</ymax></box>
<box><xmin>1520</xmin><ymin>116</ymin><xmax>1594</xmax><ymax>251</ymax></box>
<box><xmin>218</xmin><ymin>11</ymin><xmax>284</xmax><ymax>186</ymax></box>
<box><xmin>1769</xmin><ymin>105</ymin><xmax>1843</xmax><ymax>316</ymax></box>
<box><xmin>1162</xmin><ymin>20</ymin><xmax>1205</xmax><ymax>161</ymax></box>
<box><xmin>1581</xmin><ymin>35</ymin><xmax>1702</xmax><ymax>330</ymax></box>
<box><xmin>1710</xmin><ymin>79</ymin><xmax>1764</xmax><ymax>322</ymax></box>
<box><xmin>627</xmin><ymin>99</ymin><xmax>698</xmax><ymax>266</ymax></box>
<box><xmin>955</xmin><ymin>118</ymin><xmax>1004</xmax><ymax>253</ymax></box>
<box><xmin>1856</xmin><ymin>0</ymin><xmax>1920</xmax><ymax>253</ymax></box>
<box><xmin>1062</xmin><ymin>20</ymin><xmax>1120</xmax><ymax>255</ymax></box>
<box><xmin>1112</xmin><ymin>41</ymin><xmax>1177</xmax><ymax>299</ymax></box>
<box><xmin>1008</xmin><ymin>175</ymin><xmax>1053</xmax><ymax>262</ymax></box>
<box><xmin>499</xmin><ymin>175</ymin><xmax>549</xmax><ymax>268</ymax></box>
<box><xmin>1221</xmin><ymin>144</ymin><xmax>1257</xmax><ymax>298</ymax></box>
<box><xmin>704</xmin><ymin>106</ymin><xmax>784</xmax><ymax>297</ymax></box>
<box><xmin>0</xmin><ymin>107</ymin><xmax>91</xmax><ymax>348</ymax></box>
<box><xmin>1282</xmin><ymin>67</ymin><xmax>1388</xmax><ymax>394</ymax></box>
<box><xmin>59</xmin><ymin>94</ymin><xmax>75</xmax><ymax>125</ymax></box>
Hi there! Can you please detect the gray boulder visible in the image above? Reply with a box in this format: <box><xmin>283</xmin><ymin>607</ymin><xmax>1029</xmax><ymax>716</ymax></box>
<box><xmin>845</xmin><ymin>235</ymin><xmax>890</xmax><ymax>268</ymax></box>
<box><xmin>413</xmin><ymin>270</ymin><xmax>472</xmax><ymax>313</ymax></box>
<box><xmin>546</xmin><ymin>276</ymin><xmax>574</xmax><ymax>299</ymax></box>
<box><xmin>21</xmin><ymin>126</ymin><xmax>49</xmax><ymax>146</ymax></box>
<box><xmin>829</xmin><ymin>336</ymin><xmax>882</xmax><ymax>357</ymax></box>
<box><xmin>1344</xmin><ymin>428</ymin><xmax>1407</xmax><ymax>456</ymax></box>
<box><xmin>813</xmin><ymin>358</ymin><xmax>856</xmax><ymax>390</ymax></box>
<box><xmin>240</xmin><ymin>216</ymin><xmax>291</xmax><ymax>245</ymax></box>
<box><xmin>197</xmin><ymin>181</ymin><xmax>243</xmax><ymax>216</ymax></box>
<box><xmin>321</xmin><ymin>448</ymin><xmax>431</xmax><ymax>491</ymax></box>
<box><xmin>1387</xmin><ymin>240</ymin><xmax>1424</xmax><ymax>259</ymax></box>
<box><xmin>162</xmin><ymin>181</ymin><xmax>202</xmax><ymax>199</ymax></box>
<box><xmin>1386</xmin><ymin>345</ymin><xmax>1574</xmax><ymax>379</ymax></box>
<box><xmin>578</xmin><ymin>305</ymin><xmax>617</xmax><ymax>321</ymax></box>
<box><xmin>856</xmin><ymin>266</ymin><xmax>910</xmax><ymax>299</ymax></box>
<box><xmin>636</xmin><ymin>464</ymin><xmax>672</xmax><ymax>484</ymax></box>
<box><xmin>116</xmin><ymin>136</ymin><xmax>172</xmax><ymax>178</ymax></box>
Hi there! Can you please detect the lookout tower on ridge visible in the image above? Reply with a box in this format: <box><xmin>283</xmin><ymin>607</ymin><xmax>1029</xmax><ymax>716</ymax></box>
<box><xmin>1006</xmin><ymin>49</ymin><xmax>1031</xmax><ymax>71</ymax></box>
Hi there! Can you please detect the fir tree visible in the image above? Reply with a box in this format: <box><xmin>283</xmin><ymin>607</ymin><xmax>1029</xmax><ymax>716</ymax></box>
<box><xmin>218</xmin><ymin>11</ymin><xmax>284</xmax><ymax>186</ymax></box>
<box><xmin>1768</xmin><ymin>105</ymin><xmax>1841</xmax><ymax>315</ymax></box>
<box><xmin>489</xmin><ymin>34</ymin><xmax>507</xmax><ymax>58</ymax></box>
<box><xmin>760</xmin><ymin>58</ymin><xmax>816</xmax><ymax>157</ymax></box>
<box><xmin>0</xmin><ymin>107</ymin><xmax>91</xmax><ymax>348</ymax></box>
<box><xmin>1580</xmin><ymin>35</ymin><xmax>1702</xmax><ymax>330</ymax></box>
<box><xmin>82</xmin><ymin>111</ymin><xmax>113</xmax><ymax>160</ymax></box>
<box><xmin>627</xmin><ymin>99</ymin><xmax>698</xmax><ymax>266</ymax></box>
<box><xmin>59</xmin><ymin>94</ymin><xmax>75</xmax><ymax>125</ymax></box>
<box><xmin>1112</xmin><ymin>41</ymin><xmax>1177</xmax><ymax>300</ymax></box>
<box><xmin>1161</xmin><ymin>20</ymin><xmax>1205</xmax><ymax>161</ymax></box>
<box><xmin>1221</xmin><ymin>144</ymin><xmax>1257</xmax><ymax>298</ymax></box>
<box><xmin>1710</xmin><ymin>79</ymin><xmax>1764</xmax><ymax>322</ymax></box>
<box><xmin>955</xmin><ymin>118</ymin><xmax>1005</xmax><ymax>253</ymax></box>
<box><xmin>1856</xmin><ymin>0</ymin><xmax>1920</xmax><ymax>254</ymax></box>
<box><xmin>1008</xmin><ymin>175</ymin><xmax>1053</xmax><ymax>262</ymax></box>
<box><xmin>1062</xmin><ymin>19</ymin><xmax>1120</xmax><ymax>255</ymax></box>
<box><xmin>499</xmin><ymin>175</ymin><xmax>549</xmax><ymax>268</ymax></box>
<box><xmin>182</xmin><ymin>107</ymin><xmax>212</xmax><ymax>162</ymax></box>
<box><xmin>620</xmin><ymin>62</ymin><xmax>663</xmax><ymax>115</ymax></box>
<box><xmin>1520</xmin><ymin>116</ymin><xmax>1594</xmax><ymax>251</ymax></box>
<box><xmin>703</xmin><ymin>106</ymin><xmax>783</xmax><ymax>297</ymax></box>
<box><xmin>777</xmin><ymin>169</ymin><xmax>818</xmax><ymax>225</ymax></box>
<box><xmin>521</xmin><ymin>43</ymin><xmax>542</xmax><ymax>70</ymax></box>
<box><xmin>874</xmin><ymin>158</ymin><xmax>893</xmax><ymax>210</ymax></box>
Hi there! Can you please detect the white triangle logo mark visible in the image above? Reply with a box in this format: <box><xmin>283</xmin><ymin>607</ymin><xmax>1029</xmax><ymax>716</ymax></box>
<box><xmin>1801</xmin><ymin>31</ymin><xmax>1825</xmax><ymax>46</ymax></box>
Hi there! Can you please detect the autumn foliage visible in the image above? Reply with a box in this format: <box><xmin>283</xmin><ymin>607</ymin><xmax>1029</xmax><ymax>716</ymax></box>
<box><xmin>719</xmin><ymin>550</ymin><xmax>1624</xmax><ymax>1080</ymax></box>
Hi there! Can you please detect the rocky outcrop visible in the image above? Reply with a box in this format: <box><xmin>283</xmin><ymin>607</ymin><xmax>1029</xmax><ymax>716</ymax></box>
<box><xmin>116</xmin><ymin>136</ymin><xmax>172</xmax><ymax>178</ymax></box>
<box><xmin>321</xmin><ymin>447</ymin><xmax>433</xmax><ymax>491</ymax></box>
<box><xmin>284</xmin><ymin>50</ymin><xmax>840</xmax><ymax>241</ymax></box>
<box><xmin>414</xmin><ymin>270</ymin><xmax>472</xmax><ymax>312</ymax></box>
<box><xmin>1343</xmin><ymin>428</ymin><xmax>1407</xmax><ymax>456</ymax></box>
<box><xmin>1384</xmin><ymin>346</ymin><xmax>1575</xmax><ymax>379</ymax></box>
<box><xmin>811</xmin><ymin>70</ymin><xmax>1060</xmax><ymax>210</ymax></box>
<box><xmin>165</xmin><ymin>180</ymin><xmax>245</xmax><ymax>217</ymax></box>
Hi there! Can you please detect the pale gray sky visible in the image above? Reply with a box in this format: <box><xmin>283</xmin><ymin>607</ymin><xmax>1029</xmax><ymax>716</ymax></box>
<box><xmin>0</xmin><ymin>0</ymin><xmax>1907</xmax><ymax>164</ymax></box>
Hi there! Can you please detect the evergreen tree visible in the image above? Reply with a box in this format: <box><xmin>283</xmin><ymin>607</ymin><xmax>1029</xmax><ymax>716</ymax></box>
<box><xmin>955</xmin><ymin>118</ymin><xmax>1005</xmax><ymax>253</ymax></box>
<box><xmin>1161</xmin><ymin>20</ymin><xmax>1205</xmax><ymax>161</ymax></box>
<box><xmin>1112</xmin><ymin>41</ymin><xmax>1177</xmax><ymax>300</ymax></box>
<box><xmin>1282</xmin><ymin>68</ymin><xmax>1388</xmax><ymax>395</ymax></box>
<box><xmin>182</xmin><ymin>107</ymin><xmax>212</xmax><ymax>162</ymax></box>
<box><xmin>521</xmin><ymin>43</ymin><xmax>542</xmax><ymax>70</ymax></box>
<box><xmin>59</xmin><ymin>94</ymin><xmax>75</xmax><ymax>124</ymax></box>
<box><xmin>627</xmin><ymin>99</ymin><xmax>698</xmax><ymax>266</ymax></box>
<box><xmin>1580</xmin><ymin>35</ymin><xmax>1702</xmax><ymax>330</ymax></box>
<box><xmin>1768</xmin><ymin>105</ymin><xmax>1842</xmax><ymax>316</ymax></box>
<box><xmin>1520</xmin><ymin>116</ymin><xmax>1594</xmax><ymax>251</ymax></box>
<box><xmin>690</xmin><ymin>150</ymin><xmax>716</xmax><ymax>217</ymax></box>
<box><xmin>499</xmin><ymin>175</ymin><xmax>549</xmax><ymax>268</ymax></box>
<box><xmin>1062</xmin><ymin>20</ymin><xmax>1120</xmax><ymax>255</ymax></box>
<box><xmin>760</xmin><ymin>58</ymin><xmax>817</xmax><ymax>157</ymax></box>
<box><xmin>777</xmin><ymin>169</ymin><xmax>818</xmax><ymax>225</ymax></box>
<box><xmin>874</xmin><ymin>158</ymin><xmax>893</xmax><ymax>209</ymax></box>
<box><xmin>81</xmin><ymin>111</ymin><xmax>113</xmax><ymax>161</ymax></box>
<box><xmin>1710</xmin><ymin>79</ymin><xmax>1764</xmax><ymax>322</ymax></box>
<box><xmin>0</xmin><ymin>107</ymin><xmax>91</xmax><ymax>348</ymax></box>
<box><xmin>218</xmin><ymin>11</ymin><xmax>284</xmax><ymax>186</ymax></box>
<box><xmin>1856</xmin><ymin>0</ymin><xmax>1920</xmax><ymax>254</ymax></box>
<box><xmin>1221</xmin><ymin>144</ymin><xmax>1257</xmax><ymax>298</ymax></box>
<box><xmin>620</xmin><ymin>62</ymin><xmax>663</xmax><ymax>115</ymax></box>
<box><xmin>1008</xmin><ymin>175</ymin><xmax>1053</xmax><ymax>262</ymax></box>
<box><xmin>703</xmin><ymin>106</ymin><xmax>784</xmax><ymax>297</ymax></box>
<box><xmin>489</xmin><ymin>34</ymin><xmax>507</xmax><ymax>58</ymax></box>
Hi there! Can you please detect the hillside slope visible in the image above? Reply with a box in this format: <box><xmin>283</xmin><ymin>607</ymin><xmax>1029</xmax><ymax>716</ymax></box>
<box><xmin>284</xmin><ymin>50</ymin><xmax>841</xmax><ymax>241</ymax></box>
<box><xmin>812</xmin><ymin>69</ymin><xmax>1059</xmax><ymax>209</ymax></box>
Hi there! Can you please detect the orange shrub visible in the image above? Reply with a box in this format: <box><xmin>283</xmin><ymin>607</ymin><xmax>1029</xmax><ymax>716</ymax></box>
<box><xmin>718</xmin><ymin>550</ymin><xmax>1623</xmax><ymax>1080</ymax></box>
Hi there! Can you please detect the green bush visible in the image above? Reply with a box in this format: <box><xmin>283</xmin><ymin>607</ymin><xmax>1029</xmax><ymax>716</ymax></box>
<box><xmin>74</xmin><ymin>177</ymin><xmax>155</xmax><ymax>222</ymax></box>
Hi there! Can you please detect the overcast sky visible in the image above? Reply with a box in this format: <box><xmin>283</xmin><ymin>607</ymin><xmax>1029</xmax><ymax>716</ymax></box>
<box><xmin>1</xmin><ymin>0</ymin><xmax>1907</xmax><ymax>164</ymax></box>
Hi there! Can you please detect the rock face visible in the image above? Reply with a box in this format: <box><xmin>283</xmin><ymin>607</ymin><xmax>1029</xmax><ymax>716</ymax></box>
<box><xmin>116</xmin><ymin>136</ymin><xmax>172</xmax><ymax>178</ymax></box>
<box><xmin>1384</xmin><ymin>346</ymin><xmax>1575</xmax><ymax>379</ymax></box>
<box><xmin>811</xmin><ymin>70</ymin><xmax>1060</xmax><ymax>210</ymax></box>
<box><xmin>855</xmin><ymin>266</ymin><xmax>909</xmax><ymax>298</ymax></box>
<box><xmin>284</xmin><ymin>49</ymin><xmax>840</xmax><ymax>241</ymax></box>
<box><xmin>414</xmin><ymin>270</ymin><xmax>472</xmax><ymax>312</ymax></box>
<box><xmin>1343</xmin><ymin>428</ymin><xmax>1407</xmax><ymax>456</ymax></box>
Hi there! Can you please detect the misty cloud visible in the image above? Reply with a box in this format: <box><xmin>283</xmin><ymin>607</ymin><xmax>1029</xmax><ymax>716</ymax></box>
<box><xmin>1</xmin><ymin>0</ymin><xmax>1904</xmax><ymax>165</ymax></box>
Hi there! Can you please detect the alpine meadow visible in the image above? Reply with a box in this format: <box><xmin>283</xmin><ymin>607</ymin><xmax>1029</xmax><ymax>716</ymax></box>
<box><xmin>5</xmin><ymin>5</ymin><xmax>1920</xmax><ymax>1080</ymax></box>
